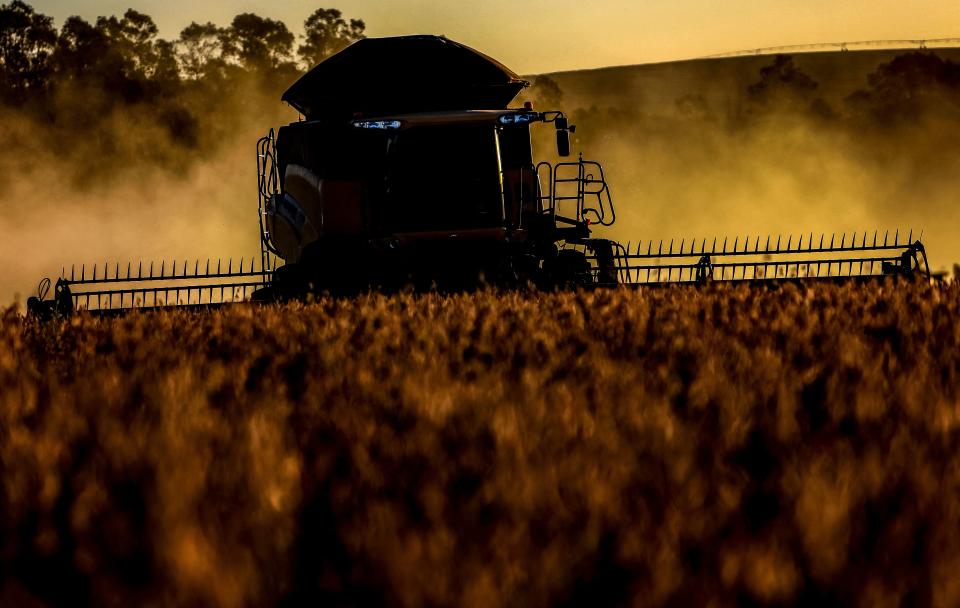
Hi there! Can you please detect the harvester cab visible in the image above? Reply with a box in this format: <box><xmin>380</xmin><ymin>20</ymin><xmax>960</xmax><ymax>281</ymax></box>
<box><xmin>27</xmin><ymin>35</ymin><xmax>933</xmax><ymax>316</ymax></box>
<box><xmin>257</xmin><ymin>104</ymin><xmax>618</xmax><ymax>294</ymax></box>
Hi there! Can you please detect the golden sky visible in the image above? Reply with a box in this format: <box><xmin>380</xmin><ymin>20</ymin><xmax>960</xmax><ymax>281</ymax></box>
<box><xmin>31</xmin><ymin>0</ymin><xmax>960</xmax><ymax>73</ymax></box>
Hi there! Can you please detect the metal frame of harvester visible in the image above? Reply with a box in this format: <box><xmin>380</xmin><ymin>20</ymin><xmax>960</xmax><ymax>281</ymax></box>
<box><xmin>27</xmin><ymin>36</ymin><xmax>932</xmax><ymax>318</ymax></box>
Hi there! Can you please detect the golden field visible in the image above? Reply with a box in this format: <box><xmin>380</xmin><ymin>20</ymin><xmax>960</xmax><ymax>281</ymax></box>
<box><xmin>2</xmin><ymin>282</ymin><xmax>960</xmax><ymax>606</ymax></box>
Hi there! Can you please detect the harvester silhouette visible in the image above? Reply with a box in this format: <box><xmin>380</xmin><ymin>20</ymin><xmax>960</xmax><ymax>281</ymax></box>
<box><xmin>29</xmin><ymin>36</ymin><xmax>931</xmax><ymax>317</ymax></box>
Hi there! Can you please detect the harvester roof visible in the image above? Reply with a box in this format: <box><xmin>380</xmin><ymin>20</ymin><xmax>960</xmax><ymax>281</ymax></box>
<box><xmin>282</xmin><ymin>35</ymin><xmax>529</xmax><ymax>120</ymax></box>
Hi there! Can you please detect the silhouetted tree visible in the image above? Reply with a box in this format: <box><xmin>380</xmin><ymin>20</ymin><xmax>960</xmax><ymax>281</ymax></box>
<box><xmin>297</xmin><ymin>8</ymin><xmax>364</xmax><ymax>68</ymax></box>
<box><xmin>0</xmin><ymin>0</ymin><xmax>55</xmax><ymax>103</ymax></box>
<box><xmin>177</xmin><ymin>22</ymin><xmax>225</xmax><ymax>80</ymax></box>
<box><xmin>220</xmin><ymin>13</ymin><xmax>294</xmax><ymax>73</ymax></box>
<box><xmin>50</xmin><ymin>10</ymin><xmax>177</xmax><ymax>103</ymax></box>
<box><xmin>747</xmin><ymin>55</ymin><xmax>818</xmax><ymax>107</ymax></box>
<box><xmin>51</xmin><ymin>15</ymin><xmax>103</xmax><ymax>80</ymax></box>
<box><xmin>846</xmin><ymin>52</ymin><xmax>960</xmax><ymax>125</ymax></box>
<box><xmin>532</xmin><ymin>76</ymin><xmax>562</xmax><ymax>109</ymax></box>
<box><xmin>96</xmin><ymin>9</ymin><xmax>158</xmax><ymax>75</ymax></box>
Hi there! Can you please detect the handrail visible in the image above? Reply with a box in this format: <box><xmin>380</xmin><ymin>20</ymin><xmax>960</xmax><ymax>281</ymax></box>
<box><xmin>550</xmin><ymin>156</ymin><xmax>616</xmax><ymax>227</ymax></box>
<box><xmin>535</xmin><ymin>161</ymin><xmax>554</xmax><ymax>217</ymax></box>
<box><xmin>256</xmin><ymin>129</ymin><xmax>282</xmax><ymax>273</ymax></box>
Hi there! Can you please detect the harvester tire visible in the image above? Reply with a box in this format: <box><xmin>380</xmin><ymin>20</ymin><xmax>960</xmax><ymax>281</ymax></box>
<box><xmin>545</xmin><ymin>249</ymin><xmax>592</xmax><ymax>289</ymax></box>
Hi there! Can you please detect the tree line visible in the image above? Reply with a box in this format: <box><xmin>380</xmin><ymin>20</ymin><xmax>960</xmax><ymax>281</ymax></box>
<box><xmin>0</xmin><ymin>1</ymin><xmax>365</xmax><ymax>106</ymax></box>
<box><xmin>0</xmin><ymin>1</ymin><xmax>367</xmax><ymax>184</ymax></box>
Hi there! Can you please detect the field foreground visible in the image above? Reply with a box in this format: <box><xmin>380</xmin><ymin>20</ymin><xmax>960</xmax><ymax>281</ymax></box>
<box><xmin>2</xmin><ymin>283</ymin><xmax>960</xmax><ymax>606</ymax></box>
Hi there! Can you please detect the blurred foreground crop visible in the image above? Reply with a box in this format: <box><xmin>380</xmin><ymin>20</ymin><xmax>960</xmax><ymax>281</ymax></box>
<box><xmin>2</xmin><ymin>283</ymin><xmax>960</xmax><ymax>606</ymax></box>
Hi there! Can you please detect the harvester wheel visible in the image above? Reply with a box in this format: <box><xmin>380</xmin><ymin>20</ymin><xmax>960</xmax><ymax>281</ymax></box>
<box><xmin>545</xmin><ymin>249</ymin><xmax>592</xmax><ymax>289</ymax></box>
<box><xmin>259</xmin><ymin>263</ymin><xmax>310</xmax><ymax>302</ymax></box>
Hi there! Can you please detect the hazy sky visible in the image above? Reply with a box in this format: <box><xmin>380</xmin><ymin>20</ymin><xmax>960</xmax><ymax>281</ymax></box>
<box><xmin>30</xmin><ymin>0</ymin><xmax>960</xmax><ymax>73</ymax></box>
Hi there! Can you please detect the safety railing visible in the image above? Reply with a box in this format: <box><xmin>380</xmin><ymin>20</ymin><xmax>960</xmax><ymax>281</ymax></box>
<box><xmin>257</xmin><ymin>129</ymin><xmax>282</xmax><ymax>273</ymax></box>
<box><xmin>536</xmin><ymin>156</ymin><xmax>615</xmax><ymax>227</ymax></box>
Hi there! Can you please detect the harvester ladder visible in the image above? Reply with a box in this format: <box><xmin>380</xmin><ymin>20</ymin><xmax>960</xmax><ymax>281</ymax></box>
<box><xmin>257</xmin><ymin>129</ymin><xmax>282</xmax><ymax>274</ymax></box>
<box><xmin>551</xmin><ymin>155</ymin><xmax>616</xmax><ymax>227</ymax></box>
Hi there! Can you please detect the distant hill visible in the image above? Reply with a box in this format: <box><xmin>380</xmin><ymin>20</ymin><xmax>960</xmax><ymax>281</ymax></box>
<box><xmin>539</xmin><ymin>48</ymin><xmax>960</xmax><ymax>113</ymax></box>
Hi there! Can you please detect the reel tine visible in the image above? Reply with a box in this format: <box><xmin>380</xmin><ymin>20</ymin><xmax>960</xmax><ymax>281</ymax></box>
<box><xmin>679</xmin><ymin>238</ymin><xmax>684</xmax><ymax>254</ymax></box>
<box><xmin>840</xmin><ymin>233</ymin><xmax>845</xmax><ymax>249</ymax></box>
<box><xmin>908</xmin><ymin>228</ymin><xmax>913</xmax><ymax>244</ymax></box>
<box><xmin>733</xmin><ymin>236</ymin><xmax>739</xmax><ymax>253</ymax></box>
<box><xmin>786</xmin><ymin>234</ymin><xmax>792</xmax><ymax>251</ymax></box>
<box><xmin>884</xmin><ymin>230</ymin><xmax>888</xmax><ymax>246</ymax></box>
<box><xmin>712</xmin><ymin>237</ymin><xmax>717</xmax><ymax>254</ymax></box>
<box><xmin>722</xmin><ymin>236</ymin><xmax>728</xmax><ymax>254</ymax></box>
<box><xmin>894</xmin><ymin>229</ymin><xmax>899</xmax><ymax>246</ymax></box>
<box><xmin>71</xmin><ymin>265</ymin><xmax>75</xmax><ymax>281</ymax></box>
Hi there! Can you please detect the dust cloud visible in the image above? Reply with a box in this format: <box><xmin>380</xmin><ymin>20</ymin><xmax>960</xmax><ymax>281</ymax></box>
<box><xmin>0</xmin><ymin>119</ymin><xmax>286</xmax><ymax>305</ymax></box>
<box><xmin>541</xmin><ymin>51</ymin><xmax>960</xmax><ymax>272</ymax></box>
<box><xmin>0</xmin><ymin>0</ymin><xmax>355</xmax><ymax>306</ymax></box>
<box><xmin>4</xmin><ymin>41</ymin><xmax>960</xmax><ymax>305</ymax></box>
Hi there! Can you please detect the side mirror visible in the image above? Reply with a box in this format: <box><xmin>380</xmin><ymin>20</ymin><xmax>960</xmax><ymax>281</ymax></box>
<box><xmin>556</xmin><ymin>116</ymin><xmax>570</xmax><ymax>157</ymax></box>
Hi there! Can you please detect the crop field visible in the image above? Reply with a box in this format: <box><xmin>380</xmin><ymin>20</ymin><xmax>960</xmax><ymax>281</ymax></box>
<box><xmin>2</xmin><ymin>282</ymin><xmax>960</xmax><ymax>606</ymax></box>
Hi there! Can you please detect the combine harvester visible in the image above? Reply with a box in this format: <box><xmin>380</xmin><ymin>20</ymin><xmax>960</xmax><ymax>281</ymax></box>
<box><xmin>28</xmin><ymin>36</ymin><xmax>932</xmax><ymax>317</ymax></box>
